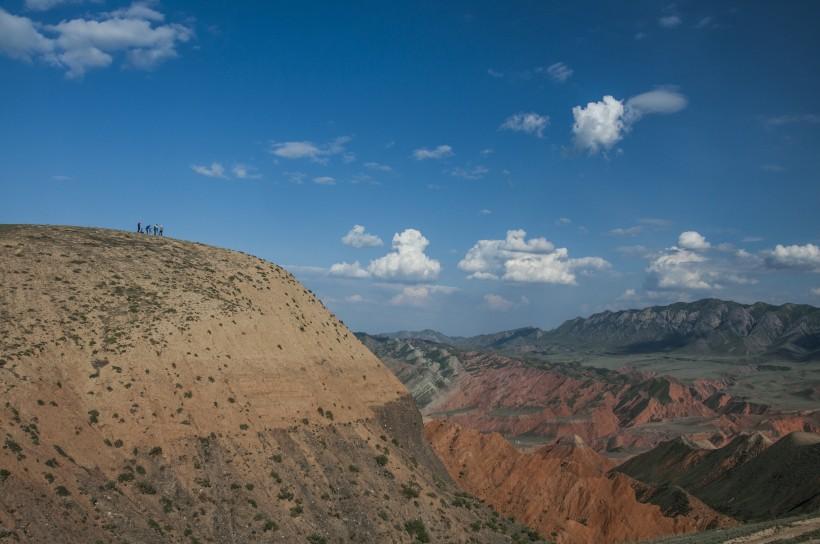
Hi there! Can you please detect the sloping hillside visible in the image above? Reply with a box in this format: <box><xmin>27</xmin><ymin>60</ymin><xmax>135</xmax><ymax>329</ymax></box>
<box><xmin>425</xmin><ymin>421</ymin><xmax>734</xmax><ymax>544</ymax></box>
<box><xmin>0</xmin><ymin>225</ymin><xmax>535</xmax><ymax>543</ymax></box>
<box><xmin>618</xmin><ymin>431</ymin><xmax>820</xmax><ymax>521</ymax></box>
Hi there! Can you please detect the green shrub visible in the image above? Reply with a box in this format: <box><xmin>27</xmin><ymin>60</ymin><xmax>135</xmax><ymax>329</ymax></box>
<box><xmin>307</xmin><ymin>534</ymin><xmax>327</xmax><ymax>544</ymax></box>
<box><xmin>374</xmin><ymin>454</ymin><xmax>388</xmax><ymax>466</ymax></box>
<box><xmin>404</xmin><ymin>519</ymin><xmax>430</xmax><ymax>543</ymax></box>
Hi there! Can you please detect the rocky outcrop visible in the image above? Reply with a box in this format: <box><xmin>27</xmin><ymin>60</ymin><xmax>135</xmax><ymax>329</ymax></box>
<box><xmin>425</xmin><ymin>421</ymin><xmax>734</xmax><ymax>544</ymax></box>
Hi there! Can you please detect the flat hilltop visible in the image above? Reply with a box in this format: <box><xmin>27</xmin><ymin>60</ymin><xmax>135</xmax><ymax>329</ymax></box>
<box><xmin>0</xmin><ymin>225</ymin><xmax>534</xmax><ymax>543</ymax></box>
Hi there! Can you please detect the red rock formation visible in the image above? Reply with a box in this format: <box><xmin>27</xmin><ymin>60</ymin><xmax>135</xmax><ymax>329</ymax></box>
<box><xmin>425</xmin><ymin>421</ymin><xmax>734</xmax><ymax>544</ymax></box>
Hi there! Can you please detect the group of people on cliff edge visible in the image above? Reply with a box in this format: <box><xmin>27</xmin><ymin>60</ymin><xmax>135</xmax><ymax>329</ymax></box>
<box><xmin>137</xmin><ymin>222</ymin><xmax>164</xmax><ymax>236</ymax></box>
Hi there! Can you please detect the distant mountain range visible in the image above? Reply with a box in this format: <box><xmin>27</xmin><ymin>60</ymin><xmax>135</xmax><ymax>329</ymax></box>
<box><xmin>373</xmin><ymin>299</ymin><xmax>820</xmax><ymax>361</ymax></box>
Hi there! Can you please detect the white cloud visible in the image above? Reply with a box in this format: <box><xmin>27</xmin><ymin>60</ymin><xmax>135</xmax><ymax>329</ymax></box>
<box><xmin>413</xmin><ymin>145</ymin><xmax>454</xmax><ymax>160</ymax></box>
<box><xmin>368</xmin><ymin>229</ymin><xmax>441</xmax><ymax>281</ymax></box>
<box><xmin>480</xmin><ymin>148</ymin><xmax>494</xmax><ymax>156</ymax></box>
<box><xmin>329</xmin><ymin>261</ymin><xmax>370</xmax><ymax>279</ymax></box>
<box><xmin>106</xmin><ymin>2</ymin><xmax>165</xmax><ymax>22</ymax></box>
<box><xmin>659</xmin><ymin>15</ymin><xmax>682</xmax><ymax>28</ymax></box>
<box><xmin>484</xmin><ymin>293</ymin><xmax>513</xmax><ymax>311</ymax></box>
<box><xmin>0</xmin><ymin>8</ymin><xmax>54</xmax><ymax>61</ymax></box>
<box><xmin>51</xmin><ymin>174</ymin><xmax>72</xmax><ymax>181</ymax></box>
<box><xmin>191</xmin><ymin>162</ymin><xmax>226</xmax><ymax>178</ymax></box>
<box><xmin>647</xmin><ymin>248</ymin><xmax>714</xmax><ymax>290</ymax></box>
<box><xmin>330</xmin><ymin>228</ymin><xmax>441</xmax><ymax>282</ymax></box>
<box><xmin>458</xmin><ymin>229</ymin><xmax>609</xmax><ymax>285</ymax></box>
<box><xmin>678</xmin><ymin>230</ymin><xmax>711</xmax><ymax>250</ymax></box>
<box><xmin>557</xmin><ymin>217</ymin><xmax>572</xmax><ymax>225</ymax></box>
<box><xmin>270</xmin><ymin>136</ymin><xmax>351</xmax><ymax>163</ymax></box>
<box><xmin>545</xmin><ymin>62</ymin><xmax>573</xmax><ymax>82</ymax></box>
<box><xmin>232</xmin><ymin>164</ymin><xmax>261</xmax><ymax>179</ymax></box>
<box><xmin>364</xmin><ymin>161</ymin><xmax>392</xmax><ymax>172</ymax></box>
<box><xmin>345</xmin><ymin>294</ymin><xmax>364</xmax><ymax>303</ymax></box>
<box><xmin>500</xmin><ymin>112</ymin><xmax>549</xmax><ymax>138</ymax></box>
<box><xmin>487</xmin><ymin>68</ymin><xmax>503</xmax><ymax>78</ymax></box>
<box><xmin>313</xmin><ymin>176</ymin><xmax>336</xmax><ymax>185</ymax></box>
<box><xmin>572</xmin><ymin>96</ymin><xmax>626</xmax><ymax>153</ymax></box>
<box><xmin>480</xmin><ymin>209</ymin><xmax>492</xmax><ymax>215</ymax></box>
<box><xmin>572</xmin><ymin>89</ymin><xmax>687</xmax><ymax>154</ymax></box>
<box><xmin>765</xmin><ymin>244</ymin><xmax>820</xmax><ymax>271</ymax></box>
<box><xmin>812</xmin><ymin>288</ymin><xmax>820</xmax><ymax>296</ymax></box>
<box><xmin>389</xmin><ymin>285</ymin><xmax>456</xmax><ymax>307</ymax></box>
<box><xmin>642</xmin><ymin>234</ymin><xmax>760</xmax><ymax>293</ymax></box>
<box><xmin>0</xmin><ymin>4</ymin><xmax>192</xmax><ymax>78</ymax></box>
<box><xmin>449</xmin><ymin>165</ymin><xmax>488</xmax><ymax>180</ymax></box>
<box><xmin>625</xmin><ymin>89</ymin><xmax>688</xmax><ymax>121</ymax></box>
<box><xmin>342</xmin><ymin>225</ymin><xmax>383</xmax><ymax>248</ymax></box>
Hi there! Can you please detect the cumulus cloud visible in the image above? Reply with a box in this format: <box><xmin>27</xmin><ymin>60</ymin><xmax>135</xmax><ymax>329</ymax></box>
<box><xmin>345</xmin><ymin>294</ymin><xmax>364</xmax><ymax>303</ymax></box>
<box><xmin>572</xmin><ymin>89</ymin><xmax>687</xmax><ymax>154</ymax></box>
<box><xmin>647</xmin><ymin>247</ymin><xmax>714</xmax><ymax>290</ymax></box>
<box><xmin>191</xmin><ymin>162</ymin><xmax>226</xmax><ymax>178</ymax></box>
<box><xmin>329</xmin><ymin>261</ymin><xmax>370</xmax><ymax>279</ymax></box>
<box><xmin>331</xmin><ymin>229</ymin><xmax>441</xmax><ymax>282</ymax></box>
<box><xmin>609</xmin><ymin>226</ymin><xmax>643</xmax><ymax>237</ymax></box>
<box><xmin>812</xmin><ymin>288</ymin><xmax>820</xmax><ymax>296</ymax></box>
<box><xmin>678</xmin><ymin>230</ymin><xmax>711</xmax><ymax>250</ymax></box>
<box><xmin>571</xmin><ymin>96</ymin><xmax>626</xmax><ymax>153</ymax></box>
<box><xmin>341</xmin><ymin>225</ymin><xmax>383</xmax><ymax>248</ymax></box>
<box><xmin>458</xmin><ymin>229</ymin><xmax>609</xmax><ymax>285</ymax></box>
<box><xmin>0</xmin><ymin>4</ymin><xmax>192</xmax><ymax>78</ymax></box>
<box><xmin>765</xmin><ymin>243</ymin><xmax>820</xmax><ymax>271</ymax></box>
<box><xmin>313</xmin><ymin>176</ymin><xmax>336</xmax><ymax>185</ymax></box>
<box><xmin>389</xmin><ymin>285</ymin><xmax>456</xmax><ymax>307</ymax></box>
<box><xmin>545</xmin><ymin>62</ymin><xmax>573</xmax><ymax>82</ymax></box>
<box><xmin>640</xmin><ymin>232</ymin><xmax>759</xmax><ymax>293</ymax></box>
<box><xmin>413</xmin><ymin>145</ymin><xmax>454</xmax><ymax>160</ymax></box>
<box><xmin>484</xmin><ymin>293</ymin><xmax>513</xmax><ymax>311</ymax></box>
<box><xmin>368</xmin><ymin>229</ymin><xmax>441</xmax><ymax>281</ymax></box>
<box><xmin>500</xmin><ymin>112</ymin><xmax>549</xmax><ymax>138</ymax></box>
<box><xmin>270</xmin><ymin>136</ymin><xmax>351</xmax><ymax>164</ymax></box>
<box><xmin>0</xmin><ymin>8</ymin><xmax>54</xmax><ymax>61</ymax></box>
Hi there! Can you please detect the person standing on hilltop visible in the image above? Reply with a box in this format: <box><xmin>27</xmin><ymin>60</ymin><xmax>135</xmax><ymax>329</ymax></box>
<box><xmin>159</xmin><ymin>225</ymin><xmax>164</xmax><ymax>237</ymax></box>
<box><xmin>145</xmin><ymin>224</ymin><xmax>151</xmax><ymax>235</ymax></box>
<box><xmin>137</xmin><ymin>221</ymin><xmax>142</xmax><ymax>233</ymax></box>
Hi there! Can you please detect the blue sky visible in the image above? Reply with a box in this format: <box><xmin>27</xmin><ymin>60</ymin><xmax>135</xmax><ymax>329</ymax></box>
<box><xmin>2</xmin><ymin>0</ymin><xmax>820</xmax><ymax>335</ymax></box>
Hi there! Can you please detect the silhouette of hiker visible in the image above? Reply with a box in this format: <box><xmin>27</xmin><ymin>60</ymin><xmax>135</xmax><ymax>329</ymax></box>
<box><xmin>145</xmin><ymin>224</ymin><xmax>151</xmax><ymax>235</ymax></box>
<box><xmin>153</xmin><ymin>225</ymin><xmax>158</xmax><ymax>235</ymax></box>
<box><xmin>159</xmin><ymin>225</ymin><xmax>164</xmax><ymax>237</ymax></box>
<box><xmin>137</xmin><ymin>221</ymin><xmax>142</xmax><ymax>233</ymax></box>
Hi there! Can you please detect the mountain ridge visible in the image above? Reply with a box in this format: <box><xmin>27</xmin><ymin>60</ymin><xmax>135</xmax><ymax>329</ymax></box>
<box><xmin>372</xmin><ymin>298</ymin><xmax>820</xmax><ymax>361</ymax></box>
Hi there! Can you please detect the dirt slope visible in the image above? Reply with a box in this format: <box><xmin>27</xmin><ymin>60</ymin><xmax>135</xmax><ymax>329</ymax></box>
<box><xmin>425</xmin><ymin>421</ymin><xmax>733</xmax><ymax>544</ymax></box>
<box><xmin>0</xmin><ymin>225</ymin><xmax>535</xmax><ymax>543</ymax></box>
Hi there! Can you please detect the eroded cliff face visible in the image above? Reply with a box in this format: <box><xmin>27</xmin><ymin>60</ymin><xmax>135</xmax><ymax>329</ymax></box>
<box><xmin>425</xmin><ymin>421</ymin><xmax>734</xmax><ymax>544</ymax></box>
<box><xmin>618</xmin><ymin>431</ymin><xmax>820</xmax><ymax>521</ymax></box>
<box><xmin>0</xmin><ymin>226</ymin><xmax>534</xmax><ymax>543</ymax></box>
